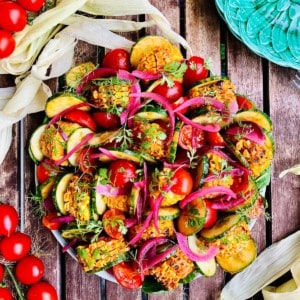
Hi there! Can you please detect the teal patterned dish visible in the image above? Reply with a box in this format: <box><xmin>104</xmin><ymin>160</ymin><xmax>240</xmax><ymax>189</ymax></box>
<box><xmin>215</xmin><ymin>0</ymin><xmax>300</xmax><ymax>69</ymax></box>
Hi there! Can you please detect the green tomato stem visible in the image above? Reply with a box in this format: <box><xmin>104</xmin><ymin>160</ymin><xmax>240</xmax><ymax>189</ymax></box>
<box><xmin>5</xmin><ymin>266</ymin><xmax>25</xmax><ymax>300</ymax></box>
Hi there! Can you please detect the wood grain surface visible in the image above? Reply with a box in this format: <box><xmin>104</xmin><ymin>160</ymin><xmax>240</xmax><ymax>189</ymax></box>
<box><xmin>0</xmin><ymin>1</ymin><xmax>299</xmax><ymax>300</ymax></box>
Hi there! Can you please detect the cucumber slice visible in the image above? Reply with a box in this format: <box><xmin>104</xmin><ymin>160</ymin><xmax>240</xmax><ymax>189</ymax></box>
<box><xmin>67</xmin><ymin>128</ymin><xmax>93</xmax><ymax>166</ymax></box>
<box><xmin>37</xmin><ymin>177</ymin><xmax>57</xmax><ymax>200</ymax></box>
<box><xmin>168</xmin><ymin>122</ymin><xmax>182</xmax><ymax>163</ymax></box>
<box><xmin>187</xmin><ymin>235</ymin><xmax>217</xmax><ymax>277</ymax></box>
<box><xmin>53</xmin><ymin>173</ymin><xmax>74</xmax><ymax>215</ymax></box>
<box><xmin>98</xmin><ymin>149</ymin><xmax>142</xmax><ymax>164</ymax></box>
<box><xmin>144</xmin><ymin>206</ymin><xmax>180</xmax><ymax>220</ymax></box>
<box><xmin>88</xmin><ymin>129</ymin><xmax>120</xmax><ymax>147</ymax></box>
<box><xmin>200</xmin><ymin>214</ymin><xmax>242</xmax><ymax>241</ymax></box>
<box><xmin>29</xmin><ymin>124</ymin><xmax>47</xmax><ymax>163</ymax></box>
<box><xmin>91</xmin><ymin>168</ymin><xmax>107</xmax><ymax>216</ymax></box>
<box><xmin>134</xmin><ymin>104</ymin><xmax>168</xmax><ymax>122</ymax></box>
<box><xmin>129</xmin><ymin>186</ymin><xmax>140</xmax><ymax>215</ymax></box>
<box><xmin>188</xmin><ymin>76</ymin><xmax>228</xmax><ymax>90</ymax></box>
<box><xmin>193</xmin><ymin>155</ymin><xmax>209</xmax><ymax>189</ymax></box>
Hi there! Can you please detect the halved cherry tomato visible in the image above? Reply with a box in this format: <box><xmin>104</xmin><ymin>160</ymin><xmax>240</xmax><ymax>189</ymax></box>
<box><xmin>171</xmin><ymin>96</ymin><xmax>188</xmax><ymax>114</ymax></box>
<box><xmin>0</xmin><ymin>30</ymin><xmax>16</xmax><ymax>58</ymax></box>
<box><xmin>152</xmin><ymin>80</ymin><xmax>183</xmax><ymax>103</ymax></box>
<box><xmin>15</xmin><ymin>255</ymin><xmax>45</xmax><ymax>285</ymax></box>
<box><xmin>0</xmin><ymin>287</ymin><xmax>13</xmax><ymax>300</ymax></box>
<box><xmin>178</xmin><ymin>124</ymin><xmax>206</xmax><ymax>150</ymax></box>
<box><xmin>102</xmin><ymin>48</ymin><xmax>131</xmax><ymax>71</ymax></box>
<box><xmin>26</xmin><ymin>281</ymin><xmax>58</xmax><ymax>300</ymax></box>
<box><xmin>0</xmin><ymin>204</ymin><xmax>18</xmax><ymax>237</ymax></box>
<box><xmin>64</xmin><ymin>110</ymin><xmax>97</xmax><ymax>132</ymax></box>
<box><xmin>42</xmin><ymin>212</ymin><xmax>62</xmax><ymax>230</ymax></box>
<box><xmin>92</xmin><ymin>112</ymin><xmax>120</xmax><ymax>129</ymax></box>
<box><xmin>0</xmin><ymin>264</ymin><xmax>4</xmax><ymax>282</ymax></box>
<box><xmin>203</xmin><ymin>200</ymin><xmax>217</xmax><ymax>229</ymax></box>
<box><xmin>183</xmin><ymin>56</ymin><xmax>209</xmax><ymax>88</ymax></box>
<box><xmin>102</xmin><ymin>209</ymin><xmax>126</xmax><ymax>239</ymax></box>
<box><xmin>230</xmin><ymin>170</ymin><xmax>249</xmax><ymax>194</ymax></box>
<box><xmin>236</xmin><ymin>95</ymin><xmax>255</xmax><ymax>110</ymax></box>
<box><xmin>171</xmin><ymin>168</ymin><xmax>193</xmax><ymax>196</ymax></box>
<box><xmin>16</xmin><ymin>0</ymin><xmax>45</xmax><ymax>12</ymax></box>
<box><xmin>0</xmin><ymin>1</ymin><xmax>27</xmax><ymax>32</ymax></box>
<box><xmin>113</xmin><ymin>261</ymin><xmax>143</xmax><ymax>289</ymax></box>
<box><xmin>205</xmin><ymin>131</ymin><xmax>226</xmax><ymax>147</ymax></box>
<box><xmin>36</xmin><ymin>160</ymin><xmax>59</xmax><ymax>184</ymax></box>
<box><xmin>108</xmin><ymin>159</ymin><xmax>137</xmax><ymax>188</ymax></box>
<box><xmin>76</xmin><ymin>147</ymin><xmax>99</xmax><ymax>174</ymax></box>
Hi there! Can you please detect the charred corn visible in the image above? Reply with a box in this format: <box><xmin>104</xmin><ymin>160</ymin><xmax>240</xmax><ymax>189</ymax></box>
<box><xmin>102</xmin><ymin>195</ymin><xmax>129</xmax><ymax>212</ymax></box>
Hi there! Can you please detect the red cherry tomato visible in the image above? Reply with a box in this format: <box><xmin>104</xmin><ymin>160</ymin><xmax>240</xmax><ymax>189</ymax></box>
<box><xmin>64</xmin><ymin>110</ymin><xmax>97</xmax><ymax>132</ymax></box>
<box><xmin>15</xmin><ymin>255</ymin><xmax>44</xmax><ymax>285</ymax></box>
<box><xmin>113</xmin><ymin>261</ymin><xmax>143</xmax><ymax>289</ymax></box>
<box><xmin>92</xmin><ymin>112</ymin><xmax>120</xmax><ymax>129</ymax></box>
<box><xmin>0</xmin><ymin>1</ymin><xmax>27</xmax><ymax>32</ymax></box>
<box><xmin>102</xmin><ymin>209</ymin><xmax>126</xmax><ymax>239</ymax></box>
<box><xmin>171</xmin><ymin>168</ymin><xmax>193</xmax><ymax>196</ymax></box>
<box><xmin>178</xmin><ymin>124</ymin><xmax>206</xmax><ymax>150</ymax></box>
<box><xmin>16</xmin><ymin>0</ymin><xmax>45</xmax><ymax>12</ymax></box>
<box><xmin>0</xmin><ymin>30</ymin><xmax>16</xmax><ymax>58</ymax></box>
<box><xmin>171</xmin><ymin>96</ymin><xmax>188</xmax><ymax>114</ymax></box>
<box><xmin>42</xmin><ymin>212</ymin><xmax>62</xmax><ymax>230</ymax></box>
<box><xmin>236</xmin><ymin>95</ymin><xmax>255</xmax><ymax>110</ymax></box>
<box><xmin>36</xmin><ymin>161</ymin><xmax>59</xmax><ymax>184</ymax></box>
<box><xmin>108</xmin><ymin>159</ymin><xmax>137</xmax><ymax>188</ymax></box>
<box><xmin>183</xmin><ymin>56</ymin><xmax>209</xmax><ymax>88</ymax></box>
<box><xmin>0</xmin><ymin>287</ymin><xmax>13</xmax><ymax>300</ymax></box>
<box><xmin>102</xmin><ymin>48</ymin><xmax>131</xmax><ymax>71</ymax></box>
<box><xmin>76</xmin><ymin>147</ymin><xmax>99</xmax><ymax>174</ymax></box>
<box><xmin>230</xmin><ymin>170</ymin><xmax>249</xmax><ymax>194</ymax></box>
<box><xmin>0</xmin><ymin>204</ymin><xmax>18</xmax><ymax>237</ymax></box>
<box><xmin>0</xmin><ymin>264</ymin><xmax>4</xmax><ymax>282</ymax></box>
<box><xmin>0</xmin><ymin>232</ymin><xmax>31</xmax><ymax>261</ymax></box>
<box><xmin>151</xmin><ymin>80</ymin><xmax>183</xmax><ymax>103</ymax></box>
<box><xmin>203</xmin><ymin>200</ymin><xmax>217</xmax><ymax>229</ymax></box>
<box><xmin>205</xmin><ymin>131</ymin><xmax>226</xmax><ymax>147</ymax></box>
<box><xmin>26</xmin><ymin>281</ymin><xmax>58</xmax><ymax>300</ymax></box>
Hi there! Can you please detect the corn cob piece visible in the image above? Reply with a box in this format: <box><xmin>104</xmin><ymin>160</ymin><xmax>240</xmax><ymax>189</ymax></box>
<box><xmin>102</xmin><ymin>195</ymin><xmax>130</xmax><ymax>212</ymax></box>
<box><xmin>76</xmin><ymin>238</ymin><xmax>129</xmax><ymax>273</ymax></box>
<box><xmin>149</xmin><ymin>249</ymin><xmax>195</xmax><ymax>290</ymax></box>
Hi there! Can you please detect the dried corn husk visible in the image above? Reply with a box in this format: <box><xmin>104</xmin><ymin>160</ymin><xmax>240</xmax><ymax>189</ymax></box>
<box><xmin>220</xmin><ymin>230</ymin><xmax>300</xmax><ymax>300</ymax></box>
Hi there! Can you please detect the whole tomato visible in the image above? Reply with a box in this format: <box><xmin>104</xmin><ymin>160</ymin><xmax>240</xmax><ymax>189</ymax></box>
<box><xmin>0</xmin><ymin>1</ymin><xmax>27</xmax><ymax>32</ymax></box>
<box><xmin>16</xmin><ymin>0</ymin><xmax>45</xmax><ymax>12</ymax></box>
<box><xmin>0</xmin><ymin>204</ymin><xmax>18</xmax><ymax>237</ymax></box>
<box><xmin>108</xmin><ymin>160</ymin><xmax>137</xmax><ymax>188</ymax></box>
<box><xmin>151</xmin><ymin>80</ymin><xmax>183</xmax><ymax>103</ymax></box>
<box><xmin>0</xmin><ymin>30</ymin><xmax>16</xmax><ymax>59</ymax></box>
<box><xmin>0</xmin><ymin>232</ymin><xmax>31</xmax><ymax>261</ymax></box>
<box><xmin>171</xmin><ymin>168</ymin><xmax>193</xmax><ymax>196</ymax></box>
<box><xmin>15</xmin><ymin>255</ymin><xmax>44</xmax><ymax>285</ymax></box>
<box><xmin>102</xmin><ymin>209</ymin><xmax>126</xmax><ymax>239</ymax></box>
<box><xmin>203</xmin><ymin>200</ymin><xmax>217</xmax><ymax>229</ymax></box>
<box><xmin>36</xmin><ymin>160</ymin><xmax>60</xmax><ymax>184</ymax></box>
<box><xmin>102</xmin><ymin>48</ymin><xmax>131</xmax><ymax>71</ymax></box>
<box><xmin>0</xmin><ymin>287</ymin><xmax>13</xmax><ymax>300</ymax></box>
<box><xmin>0</xmin><ymin>264</ymin><xmax>4</xmax><ymax>282</ymax></box>
<box><xmin>26</xmin><ymin>281</ymin><xmax>58</xmax><ymax>300</ymax></box>
<box><xmin>64</xmin><ymin>110</ymin><xmax>97</xmax><ymax>132</ymax></box>
<box><xmin>92</xmin><ymin>112</ymin><xmax>120</xmax><ymax>129</ymax></box>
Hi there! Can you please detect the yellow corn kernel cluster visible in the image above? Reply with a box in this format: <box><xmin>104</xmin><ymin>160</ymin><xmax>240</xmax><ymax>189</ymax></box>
<box><xmin>102</xmin><ymin>195</ymin><xmax>129</xmax><ymax>212</ymax></box>
<box><xmin>90</xmin><ymin>78</ymin><xmax>131</xmax><ymax>110</ymax></box>
<box><xmin>149</xmin><ymin>249</ymin><xmax>195</xmax><ymax>290</ymax></box>
<box><xmin>77</xmin><ymin>238</ymin><xmax>129</xmax><ymax>273</ymax></box>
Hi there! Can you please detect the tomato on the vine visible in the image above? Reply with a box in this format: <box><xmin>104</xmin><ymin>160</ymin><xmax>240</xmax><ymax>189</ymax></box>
<box><xmin>0</xmin><ymin>232</ymin><xmax>31</xmax><ymax>261</ymax></box>
<box><xmin>171</xmin><ymin>168</ymin><xmax>193</xmax><ymax>196</ymax></box>
<box><xmin>178</xmin><ymin>124</ymin><xmax>206</xmax><ymax>150</ymax></box>
<box><xmin>0</xmin><ymin>287</ymin><xmax>13</xmax><ymax>300</ymax></box>
<box><xmin>76</xmin><ymin>147</ymin><xmax>99</xmax><ymax>174</ymax></box>
<box><xmin>0</xmin><ymin>30</ymin><xmax>16</xmax><ymax>59</ymax></box>
<box><xmin>102</xmin><ymin>48</ymin><xmax>131</xmax><ymax>71</ymax></box>
<box><xmin>113</xmin><ymin>261</ymin><xmax>143</xmax><ymax>289</ymax></box>
<box><xmin>203</xmin><ymin>200</ymin><xmax>217</xmax><ymax>229</ymax></box>
<box><xmin>15</xmin><ymin>255</ymin><xmax>44</xmax><ymax>285</ymax></box>
<box><xmin>92</xmin><ymin>112</ymin><xmax>120</xmax><ymax>129</ymax></box>
<box><xmin>108</xmin><ymin>159</ymin><xmax>137</xmax><ymax>188</ymax></box>
<box><xmin>103</xmin><ymin>209</ymin><xmax>126</xmax><ymax>239</ymax></box>
<box><xmin>26</xmin><ymin>281</ymin><xmax>58</xmax><ymax>300</ymax></box>
<box><xmin>151</xmin><ymin>80</ymin><xmax>183</xmax><ymax>103</ymax></box>
<box><xmin>64</xmin><ymin>110</ymin><xmax>97</xmax><ymax>132</ymax></box>
<box><xmin>0</xmin><ymin>204</ymin><xmax>18</xmax><ymax>237</ymax></box>
<box><xmin>16</xmin><ymin>0</ymin><xmax>45</xmax><ymax>12</ymax></box>
<box><xmin>0</xmin><ymin>264</ymin><xmax>4</xmax><ymax>282</ymax></box>
<box><xmin>0</xmin><ymin>1</ymin><xmax>27</xmax><ymax>32</ymax></box>
<box><xmin>42</xmin><ymin>212</ymin><xmax>62</xmax><ymax>230</ymax></box>
<box><xmin>36</xmin><ymin>161</ymin><xmax>59</xmax><ymax>184</ymax></box>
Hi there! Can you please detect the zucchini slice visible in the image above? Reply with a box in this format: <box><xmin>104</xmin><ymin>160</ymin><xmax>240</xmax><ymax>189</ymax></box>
<box><xmin>29</xmin><ymin>124</ymin><xmax>47</xmax><ymax>163</ymax></box>
<box><xmin>187</xmin><ymin>235</ymin><xmax>217</xmax><ymax>277</ymax></box>
<box><xmin>45</xmin><ymin>92</ymin><xmax>89</xmax><ymax>118</ymax></box>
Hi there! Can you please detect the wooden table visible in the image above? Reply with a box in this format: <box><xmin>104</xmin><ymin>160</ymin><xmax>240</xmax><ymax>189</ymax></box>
<box><xmin>1</xmin><ymin>1</ymin><xmax>300</xmax><ymax>299</ymax></box>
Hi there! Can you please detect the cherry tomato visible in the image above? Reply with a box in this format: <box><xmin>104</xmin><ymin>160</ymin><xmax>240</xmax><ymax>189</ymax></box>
<box><xmin>0</xmin><ymin>30</ymin><xmax>16</xmax><ymax>58</ymax></box>
<box><xmin>0</xmin><ymin>204</ymin><xmax>18</xmax><ymax>237</ymax></box>
<box><xmin>0</xmin><ymin>232</ymin><xmax>31</xmax><ymax>261</ymax></box>
<box><xmin>0</xmin><ymin>1</ymin><xmax>27</xmax><ymax>32</ymax></box>
<box><xmin>15</xmin><ymin>255</ymin><xmax>44</xmax><ymax>285</ymax></box>
<box><xmin>36</xmin><ymin>161</ymin><xmax>59</xmax><ymax>184</ymax></box>
<box><xmin>42</xmin><ymin>212</ymin><xmax>62</xmax><ymax>230</ymax></box>
<box><xmin>230</xmin><ymin>170</ymin><xmax>249</xmax><ymax>194</ymax></box>
<box><xmin>151</xmin><ymin>80</ymin><xmax>183</xmax><ymax>103</ymax></box>
<box><xmin>203</xmin><ymin>200</ymin><xmax>217</xmax><ymax>229</ymax></box>
<box><xmin>0</xmin><ymin>264</ymin><xmax>4</xmax><ymax>282</ymax></box>
<box><xmin>26</xmin><ymin>281</ymin><xmax>58</xmax><ymax>300</ymax></box>
<box><xmin>108</xmin><ymin>159</ymin><xmax>137</xmax><ymax>188</ymax></box>
<box><xmin>236</xmin><ymin>95</ymin><xmax>255</xmax><ymax>110</ymax></box>
<box><xmin>102</xmin><ymin>48</ymin><xmax>131</xmax><ymax>71</ymax></box>
<box><xmin>102</xmin><ymin>209</ymin><xmax>126</xmax><ymax>239</ymax></box>
<box><xmin>113</xmin><ymin>261</ymin><xmax>143</xmax><ymax>289</ymax></box>
<box><xmin>64</xmin><ymin>110</ymin><xmax>97</xmax><ymax>132</ymax></box>
<box><xmin>183</xmin><ymin>56</ymin><xmax>209</xmax><ymax>88</ymax></box>
<box><xmin>92</xmin><ymin>112</ymin><xmax>120</xmax><ymax>129</ymax></box>
<box><xmin>171</xmin><ymin>96</ymin><xmax>188</xmax><ymax>114</ymax></box>
<box><xmin>178</xmin><ymin>124</ymin><xmax>206</xmax><ymax>150</ymax></box>
<box><xmin>171</xmin><ymin>168</ymin><xmax>193</xmax><ymax>196</ymax></box>
<box><xmin>16</xmin><ymin>0</ymin><xmax>45</xmax><ymax>12</ymax></box>
<box><xmin>76</xmin><ymin>147</ymin><xmax>99</xmax><ymax>174</ymax></box>
<box><xmin>0</xmin><ymin>287</ymin><xmax>13</xmax><ymax>300</ymax></box>
<box><xmin>205</xmin><ymin>131</ymin><xmax>226</xmax><ymax>147</ymax></box>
